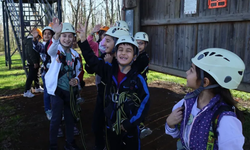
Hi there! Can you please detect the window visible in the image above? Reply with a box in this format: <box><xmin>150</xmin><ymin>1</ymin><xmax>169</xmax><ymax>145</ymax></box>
<box><xmin>208</xmin><ymin>0</ymin><xmax>227</xmax><ymax>9</ymax></box>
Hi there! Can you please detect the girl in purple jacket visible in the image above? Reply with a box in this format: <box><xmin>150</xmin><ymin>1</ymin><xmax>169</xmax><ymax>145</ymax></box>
<box><xmin>165</xmin><ymin>48</ymin><xmax>245</xmax><ymax>150</ymax></box>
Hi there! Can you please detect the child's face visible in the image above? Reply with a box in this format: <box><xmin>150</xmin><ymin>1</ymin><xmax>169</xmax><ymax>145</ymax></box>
<box><xmin>60</xmin><ymin>33</ymin><xmax>74</xmax><ymax>47</ymax></box>
<box><xmin>43</xmin><ymin>30</ymin><xmax>53</xmax><ymax>42</ymax></box>
<box><xmin>103</xmin><ymin>35</ymin><xmax>115</xmax><ymax>53</ymax></box>
<box><xmin>116</xmin><ymin>44</ymin><xmax>135</xmax><ymax>66</ymax></box>
<box><xmin>136</xmin><ymin>40</ymin><xmax>146</xmax><ymax>52</ymax></box>
<box><xmin>186</xmin><ymin>63</ymin><xmax>199</xmax><ymax>89</ymax></box>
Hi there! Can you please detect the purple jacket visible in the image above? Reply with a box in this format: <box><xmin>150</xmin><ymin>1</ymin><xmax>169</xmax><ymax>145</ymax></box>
<box><xmin>179</xmin><ymin>93</ymin><xmax>236</xmax><ymax>150</ymax></box>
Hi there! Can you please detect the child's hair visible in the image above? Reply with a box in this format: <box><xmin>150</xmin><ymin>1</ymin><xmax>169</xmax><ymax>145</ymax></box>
<box><xmin>195</xmin><ymin>66</ymin><xmax>244</xmax><ymax>122</ymax></box>
<box><xmin>97</xmin><ymin>30</ymin><xmax>106</xmax><ymax>43</ymax></box>
<box><xmin>97</xmin><ymin>26</ymin><xmax>109</xmax><ymax>44</ymax></box>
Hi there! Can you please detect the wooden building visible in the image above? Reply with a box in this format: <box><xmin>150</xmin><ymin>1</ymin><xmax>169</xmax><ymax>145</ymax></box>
<box><xmin>124</xmin><ymin>0</ymin><xmax>250</xmax><ymax>92</ymax></box>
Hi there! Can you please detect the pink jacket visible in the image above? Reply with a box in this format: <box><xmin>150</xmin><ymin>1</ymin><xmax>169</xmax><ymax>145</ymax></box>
<box><xmin>87</xmin><ymin>35</ymin><xmax>99</xmax><ymax>57</ymax></box>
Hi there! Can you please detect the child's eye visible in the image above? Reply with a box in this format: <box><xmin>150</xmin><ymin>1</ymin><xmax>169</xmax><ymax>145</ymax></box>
<box><xmin>126</xmin><ymin>49</ymin><xmax>132</xmax><ymax>53</ymax></box>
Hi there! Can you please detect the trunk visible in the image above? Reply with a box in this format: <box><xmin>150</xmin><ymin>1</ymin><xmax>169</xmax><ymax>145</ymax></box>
<box><xmin>85</xmin><ymin>0</ymin><xmax>93</xmax><ymax>37</ymax></box>
<box><xmin>117</xmin><ymin>0</ymin><xmax>121</xmax><ymax>20</ymax></box>
<box><xmin>110</xmin><ymin>0</ymin><xmax>114</xmax><ymax>24</ymax></box>
<box><xmin>105</xmin><ymin>0</ymin><xmax>110</xmax><ymax>25</ymax></box>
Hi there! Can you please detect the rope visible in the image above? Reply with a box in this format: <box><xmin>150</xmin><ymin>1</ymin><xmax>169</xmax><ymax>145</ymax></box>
<box><xmin>70</xmin><ymin>86</ymin><xmax>87</xmax><ymax>150</ymax></box>
<box><xmin>112</xmin><ymin>92</ymin><xmax>141</xmax><ymax>135</ymax></box>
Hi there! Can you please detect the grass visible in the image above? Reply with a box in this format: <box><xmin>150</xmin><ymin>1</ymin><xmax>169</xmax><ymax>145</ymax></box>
<box><xmin>0</xmin><ymin>55</ymin><xmax>26</xmax><ymax>92</ymax></box>
<box><xmin>0</xmin><ymin>54</ymin><xmax>94</xmax><ymax>94</ymax></box>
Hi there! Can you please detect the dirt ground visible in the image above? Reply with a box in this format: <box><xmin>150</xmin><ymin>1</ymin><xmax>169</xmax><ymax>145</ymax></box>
<box><xmin>1</xmin><ymin>77</ymin><xmax>249</xmax><ymax>150</ymax></box>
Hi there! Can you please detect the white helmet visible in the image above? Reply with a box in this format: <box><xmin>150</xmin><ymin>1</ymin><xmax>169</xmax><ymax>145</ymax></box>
<box><xmin>105</xmin><ymin>27</ymin><xmax>130</xmax><ymax>39</ymax></box>
<box><xmin>114</xmin><ymin>20</ymin><xmax>129</xmax><ymax>31</ymax></box>
<box><xmin>192</xmin><ymin>48</ymin><xmax>245</xmax><ymax>89</ymax></box>
<box><xmin>42</xmin><ymin>26</ymin><xmax>55</xmax><ymax>34</ymax></box>
<box><xmin>61</xmin><ymin>23</ymin><xmax>75</xmax><ymax>34</ymax></box>
<box><xmin>115</xmin><ymin>35</ymin><xmax>139</xmax><ymax>56</ymax></box>
<box><xmin>134</xmin><ymin>32</ymin><xmax>149</xmax><ymax>42</ymax></box>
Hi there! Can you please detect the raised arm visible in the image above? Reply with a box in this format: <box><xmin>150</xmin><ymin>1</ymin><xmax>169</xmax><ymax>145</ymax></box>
<box><xmin>48</xmin><ymin>18</ymin><xmax>62</xmax><ymax>57</ymax></box>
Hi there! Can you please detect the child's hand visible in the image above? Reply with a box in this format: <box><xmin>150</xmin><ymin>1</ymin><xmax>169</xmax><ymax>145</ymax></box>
<box><xmin>104</xmin><ymin>54</ymin><xmax>113</xmax><ymax>63</ymax></box>
<box><xmin>31</xmin><ymin>28</ymin><xmax>39</xmax><ymax>40</ymax></box>
<box><xmin>91</xmin><ymin>24</ymin><xmax>101</xmax><ymax>35</ymax></box>
<box><xmin>51</xmin><ymin>18</ymin><xmax>62</xmax><ymax>40</ymax></box>
<box><xmin>69</xmin><ymin>78</ymin><xmax>78</xmax><ymax>87</ymax></box>
<box><xmin>77</xmin><ymin>22</ymin><xmax>87</xmax><ymax>42</ymax></box>
<box><xmin>166</xmin><ymin>107</ymin><xmax>184</xmax><ymax>128</ymax></box>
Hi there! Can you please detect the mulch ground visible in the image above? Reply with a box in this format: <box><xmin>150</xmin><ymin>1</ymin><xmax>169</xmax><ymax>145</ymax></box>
<box><xmin>1</xmin><ymin>77</ymin><xmax>249</xmax><ymax>150</ymax></box>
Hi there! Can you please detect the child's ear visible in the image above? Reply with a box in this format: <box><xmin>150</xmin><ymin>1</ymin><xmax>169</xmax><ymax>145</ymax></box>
<box><xmin>203</xmin><ymin>77</ymin><xmax>210</xmax><ymax>87</ymax></box>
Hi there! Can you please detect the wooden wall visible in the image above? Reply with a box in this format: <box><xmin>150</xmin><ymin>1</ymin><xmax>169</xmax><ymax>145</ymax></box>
<box><xmin>139</xmin><ymin>0</ymin><xmax>250</xmax><ymax>92</ymax></box>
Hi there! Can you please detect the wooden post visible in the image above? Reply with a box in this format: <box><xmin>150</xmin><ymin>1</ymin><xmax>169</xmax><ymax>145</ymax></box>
<box><xmin>134</xmin><ymin>0</ymin><xmax>140</xmax><ymax>33</ymax></box>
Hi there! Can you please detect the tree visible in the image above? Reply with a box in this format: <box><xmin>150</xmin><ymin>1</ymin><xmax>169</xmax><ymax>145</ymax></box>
<box><xmin>104</xmin><ymin>0</ymin><xmax>110</xmax><ymax>25</ymax></box>
<box><xmin>67</xmin><ymin>0</ymin><xmax>81</xmax><ymax>32</ymax></box>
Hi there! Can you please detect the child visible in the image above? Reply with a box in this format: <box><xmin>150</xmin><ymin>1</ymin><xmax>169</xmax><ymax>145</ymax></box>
<box><xmin>134</xmin><ymin>32</ymin><xmax>150</xmax><ymax>82</ymax></box>
<box><xmin>134</xmin><ymin>32</ymin><xmax>151</xmax><ymax>138</ymax></box>
<box><xmin>23</xmin><ymin>28</ymin><xmax>44</xmax><ymax>98</ymax></box>
<box><xmin>97</xmin><ymin>20</ymin><xmax>129</xmax><ymax>57</ymax></box>
<box><xmin>165</xmin><ymin>48</ymin><xmax>245</xmax><ymax>150</ymax></box>
<box><xmin>78</xmin><ymin>21</ymin><xmax>150</xmax><ymax>149</ymax></box>
<box><xmin>84</xmin><ymin>26</ymin><xmax>130</xmax><ymax>150</ymax></box>
<box><xmin>32</xmin><ymin>26</ymin><xmax>54</xmax><ymax>120</ymax></box>
<box><xmin>88</xmin><ymin>24</ymin><xmax>109</xmax><ymax>57</ymax></box>
<box><xmin>45</xmin><ymin>18</ymin><xmax>83</xmax><ymax>150</ymax></box>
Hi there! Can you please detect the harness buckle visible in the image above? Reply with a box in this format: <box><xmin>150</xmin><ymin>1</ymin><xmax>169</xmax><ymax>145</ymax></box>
<box><xmin>112</xmin><ymin>93</ymin><xmax>119</xmax><ymax>103</ymax></box>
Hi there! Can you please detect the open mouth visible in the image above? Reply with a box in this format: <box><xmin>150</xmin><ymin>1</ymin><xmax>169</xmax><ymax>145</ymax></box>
<box><xmin>119</xmin><ymin>56</ymin><xmax>128</xmax><ymax>61</ymax></box>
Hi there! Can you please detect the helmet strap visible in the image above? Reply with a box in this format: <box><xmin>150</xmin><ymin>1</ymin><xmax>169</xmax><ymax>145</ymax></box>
<box><xmin>118</xmin><ymin>56</ymin><xmax>136</xmax><ymax>73</ymax></box>
<box><xmin>184</xmin><ymin>69</ymin><xmax>219</xmax><ymax>100</ymax></box>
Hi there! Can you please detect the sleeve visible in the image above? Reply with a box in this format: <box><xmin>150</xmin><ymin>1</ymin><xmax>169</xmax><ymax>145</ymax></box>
<box><xmin>47</xmin><ymin>38</ymin><xmax>59</xmax><ymax>57</ymax></box>
<box><xmin>165</xmin><ymin>99</ymin><xmax>185</xmax><ymax>138</ymax></box>
<box><xmin>33</xmin><ymin>40</ymin><xmax>45</xmax><ymax>53</ymax></box>
<box><xmin>217</xmin><ymin>116</ymin><xmax>244</xmax><ymax>150</ymax></box>
<box><xmin>85</xmin><ymin>63</ymin><xmax>95</xmax><ymax>74</ymax></box>
<box><xmin>78</xmin><ymin>40</ymin><xmax>109</xmax><ymax>79</ymax></box>
<box><xmin>122</xmin><ymin>74</ymin><xmax>150</xmax><ymax>130</ymax></box>
<box><xmin>29</xmin><ymin>41</ymin><xmax>39</xmax><ymax>64</ymax></box>
<box><xmin>87</xmin><ymin>35</ymin><xmax>99</xmax><ymax>57</ymax></box>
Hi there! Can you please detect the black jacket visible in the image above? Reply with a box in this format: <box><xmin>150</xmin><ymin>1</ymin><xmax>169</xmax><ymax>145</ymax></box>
<box><xmin>24</xmin><ymin>37</ymin><xmax>40</xmax><ymax>65</ymax></box>
<box><xmin>79</xmin><ymin>40</ymin><xmax>150</xmax><ymax>131</ymax></box>
<box><xmin>133</xmin><ymin>51</ymin><xmax>149</xmax><ymax>80</ymax></box>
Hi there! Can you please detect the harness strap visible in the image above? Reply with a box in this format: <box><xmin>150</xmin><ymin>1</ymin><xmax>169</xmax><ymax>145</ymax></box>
<box><xmin>206</xmin><ymin>105</ymin><xmax>234</xmax><ymax>150</ymax></box>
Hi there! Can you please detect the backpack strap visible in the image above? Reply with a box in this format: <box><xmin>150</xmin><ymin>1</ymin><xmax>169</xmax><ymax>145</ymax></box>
<box><xmin>206</xmin><ymin>105</ymin><xmax>234</xmax><ymax>150</ymax></box>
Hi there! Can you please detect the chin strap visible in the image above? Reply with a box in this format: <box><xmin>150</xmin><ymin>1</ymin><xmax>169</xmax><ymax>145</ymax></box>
<box><xmin>184</xmin><ymin>70</ymin><xmax>219</xmax><ymax>100</ymax></box>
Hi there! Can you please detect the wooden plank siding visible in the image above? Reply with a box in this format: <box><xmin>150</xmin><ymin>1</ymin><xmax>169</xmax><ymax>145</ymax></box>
<box><xmin>138</xmin><ymin>0</ymin><xmax>250</xmax><ymax>92</ymax></box>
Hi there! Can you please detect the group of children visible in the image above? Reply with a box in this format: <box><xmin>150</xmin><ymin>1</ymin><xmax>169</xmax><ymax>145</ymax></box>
<box><xmin>24</xmin><ymin>17</ymin><xmax>246</xmax><ymax>150</ymax></box>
